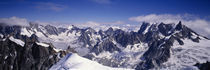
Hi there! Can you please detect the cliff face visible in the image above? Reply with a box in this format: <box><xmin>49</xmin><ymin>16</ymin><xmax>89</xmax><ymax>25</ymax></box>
<box><xmin>0</xmin><ymin>37</ymin><xmax>67</xmax><ymax>70</ymax></box>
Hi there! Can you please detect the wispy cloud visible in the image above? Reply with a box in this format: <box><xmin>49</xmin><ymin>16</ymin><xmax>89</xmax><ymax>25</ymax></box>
<box><xmin>75</xmin><ymin>21</ymin><xmax>124</xmax><ymax>27</ymax></box>
<box><xmin>69</xmin><ymin>21</ymin><xmax>125</xmax><ymax>31</ymax></box>
<box><xmin>129</xmin><ymin>14</ymin><xmax>210</xmax><ymax>38</ymax></box>
<box><xmin>35</xmin><ymin>2</ymin><xmax>67</xmax><ymax>12</ymax></box>
<box><xmin>90</xmin><ymin>0</ymin><xmax>112</xmax><ymax>4</ymax></box>
<box><xmin>0</xmin><ymin>16</ymin><xmax>29</xmax><ymax>26</ymax></box>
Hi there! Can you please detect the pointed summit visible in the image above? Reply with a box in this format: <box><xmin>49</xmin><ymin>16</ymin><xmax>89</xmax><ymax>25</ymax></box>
<box><xmin>175</xmin><ymin>21</ymin><xmax>183</xmax><ymax>30</ymax></box>
<box><xmin>138</xmin><ymin>22</ymin><xmax>150</xmax><ymax>34</ymax></box>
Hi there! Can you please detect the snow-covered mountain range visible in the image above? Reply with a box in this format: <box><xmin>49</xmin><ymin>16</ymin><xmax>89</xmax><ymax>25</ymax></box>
<box><xmin>0</xmin><ymin>21</ymin><xmax>210</xmax><ymax>70</ymax></box>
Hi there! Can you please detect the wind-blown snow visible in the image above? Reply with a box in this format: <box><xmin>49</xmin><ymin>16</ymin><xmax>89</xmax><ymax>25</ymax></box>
<box><xmin>50</xmin><ymin>53</ymin><xmax>134</xmax><ymax>70</ymax></box>
<box><xmin>36</xmin><ymin>42</ymin><xmax>49</xmax><ymax>47</ymax></box>
<box><xmin>9</xmin><ymin>36</ymin><xmax>25</xmax><ymax>47</ymax></box>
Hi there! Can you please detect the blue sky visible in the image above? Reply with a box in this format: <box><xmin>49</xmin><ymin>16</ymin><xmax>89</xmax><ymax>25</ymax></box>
<box><xmin>0</xmin><ymin>0</ymin><xmax>210</xmax><ymax>23</ymax></box>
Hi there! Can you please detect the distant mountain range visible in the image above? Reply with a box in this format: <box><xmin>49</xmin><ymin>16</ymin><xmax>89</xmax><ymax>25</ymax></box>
<box><xmin>0</xmin><ymin>21</ymin><xmax>210</xmax><ymax>70</ymax></box>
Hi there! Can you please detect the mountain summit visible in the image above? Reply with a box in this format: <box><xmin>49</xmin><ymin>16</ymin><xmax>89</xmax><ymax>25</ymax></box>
<box><xmin>0</xmin><ymin>21</ymin><xmax>210</xmax><ymax>70</ymax></box>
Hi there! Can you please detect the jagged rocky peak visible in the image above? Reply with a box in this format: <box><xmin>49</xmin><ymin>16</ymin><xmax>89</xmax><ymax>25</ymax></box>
<box><xmin>175</xmin><ymin>21</ymin><xmax>183</xmax><ymax>30</ymax></box>
<box><xmin>92</xmin><ymin>37</ymin><xmax>121</xmax><ymax>55</ymax></box>
<box><xmin>138</xmin><ymin>21</ymin><xmax>183</xmax><ymax>34</ymax></box>
<box><xmin>0</xmin><ymin>36</ymin><xmax>67</xmax><ymax>70</ymax></box>
<box><xmin>0</xmin><ymin>24</ymin><xmax>22</xmax><ymax>35</ymax></box>
<box><xmin>66</xmin><ymin>25</ymin><xmax>81</xmax><ymax>34</ymax></box>
<box><xmin>138</xmin><ymin>22</ymin><xmax>175</xmax><ymax>35</ymax></box>
<box><xmin>57</xmin><ymin>27</ymin><xmax>68</xmax><ymax>33</ymax></box>
<box><xmin>69</xmin><ymin>25</ymin><xmax>80</xmax><ymax>30</ymax></box>
<box><xmin>44</xmin><ymin>25</ymin><xmax>59</xmax><ymax>35</ymax></box>
<box><xmin>158</xmin><ymin>22</ymin><xmax>175</xmax><ymax>36</ymax></box>
<box><xmin>85</xmin><ymin>27</ymin><xmax>96</xmax><ymax>34</ymax></box>
<box><xmin>172</xmin><ymin>21</ymin><xmax>206</xmax><ymax>42</ymax></box>
<box><xmin>135</xmin><ymin>21</ymin><xmax>210</xmax><ymax>70</ymax></box>
<box><xmin>29</xmin><ymin>22</ymin><xmax>39</xmax><ymax>28</ymax></box>
<box><xmin>105</xmin><ymin>27</ymin><xmax>115</xmax><ymax>36</ymax></box>
<box><xmin>138</xmin><ymin>21</ymin><xmax>207</xmax><ymax>41</ymax></box>
<box><xmin>138</xmin><ymin>22</ymin><xmax>150</xmax><ymax>34</ymax></box>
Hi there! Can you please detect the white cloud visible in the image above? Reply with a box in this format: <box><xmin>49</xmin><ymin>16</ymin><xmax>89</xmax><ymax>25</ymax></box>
<box><xmin>129</xmin><ymin>14</ymin><xmax>190</xmax><ymax>23</ymax></box>
<box><xmin>129</xmin><ymin>14</ymin><xmax>210</xmax><ymax>38</ymax></box>
<box><xmin>0</xmin><ymin>16</ymin><xmax>29</xmax><ymax>26</ymax></box>
<box><xmin>79</xmin><ymin>21</ymin><xmax>101</xmax><ymax>28</ymax></box>
<box><xmin>77</xmin><ymin>21</ymin><xmax>124</xmax><ymax>27</ymax></box>
<box><xmin>72</xmin><ymin>21</ymin><xmax>125</xmax><ymax>31</ymax></box>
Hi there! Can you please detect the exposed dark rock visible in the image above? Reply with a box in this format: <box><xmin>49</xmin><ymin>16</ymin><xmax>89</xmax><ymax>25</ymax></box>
<box><xmin>44</xmin><ymin>25</ymin><xmax>59</xmax><ymax>35</ymax></box>
<box><xmin>158</xmin><ymin>23</ymin><xmax>174</xmax><ymax>36</ymax></box>
<box><xmin>91</xmin><ymin>38</ymin><xmax>121</xmax><ymax>55</ymax></box>
<box><xmin>105</xmin><ymin>27</ymin><xmax>115</xmax><ymax>36</ymax></box>
<box><xmin>0</xmin><ymin>37</ymin><xmax>65</xmax><ymax>70</ymax></box>
<box><xmin>195</xmin><ymin>62</ymin><xmax>210</xmax><ymax>70</ymax></box>
<box><xmin>135</xmin><ymin>38</ymin><xmax>172</xmax><ymax>70</ymax></box>
<box><xmin>138</xmin><ymin>22</ymin><xmax>150</xmax><ymax>34</ymax></box>
<box><xmin>175</xmin><ymin>21</ymin><xmax>183</xmax><ymax>30</ymax></box>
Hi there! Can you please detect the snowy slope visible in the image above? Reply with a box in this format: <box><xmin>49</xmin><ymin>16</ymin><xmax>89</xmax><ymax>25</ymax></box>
<box><xmin>9</xmin><ymin>36</ymin><xmax>25</xmax><ymax>47</ymax></box>
<box><xmin>90</xmin><ymin>43</ymin><xmax>149</xmax><ymax>68</ymax></box>
<box><xmin>50</xmin><ymin>53</ymin><xmax>134</xmax><ymax>70</ymax></box>
<box><xmin>159</xmin><ymin>37</ymin><xmax>210</xmax><ymax>70</ymax></box>
<box><xmin>20</xmin><ymin>28</ymin><xmax>33</xmax><ymax>37</ymax></box>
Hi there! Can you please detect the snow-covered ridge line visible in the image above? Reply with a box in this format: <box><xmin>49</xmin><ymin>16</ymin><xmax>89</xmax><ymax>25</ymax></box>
<box><xmin>9</xmin><ymin>36</ymin><xmax>25</xmax><ymax>47</ymax></box>
<box><xmin>50</xmin><ymin>53</ymin><xmax>134</xmax><ymax>70</ymax></box>
<box><xmin>20</xmin><ymin>28</ymin><xmax>33</xmax><ymax>37</ymax></box>
<box><xmin>36</xmin><ymin>42</ymin><xmax>49</xmax><ymax>47</ymax></box>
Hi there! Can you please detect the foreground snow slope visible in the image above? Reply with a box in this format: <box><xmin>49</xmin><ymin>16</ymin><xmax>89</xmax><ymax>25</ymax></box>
<box><xmin>50</xmin><ymin>53</ymin><xmax>134</xmax><ymax>70</ymax></box>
